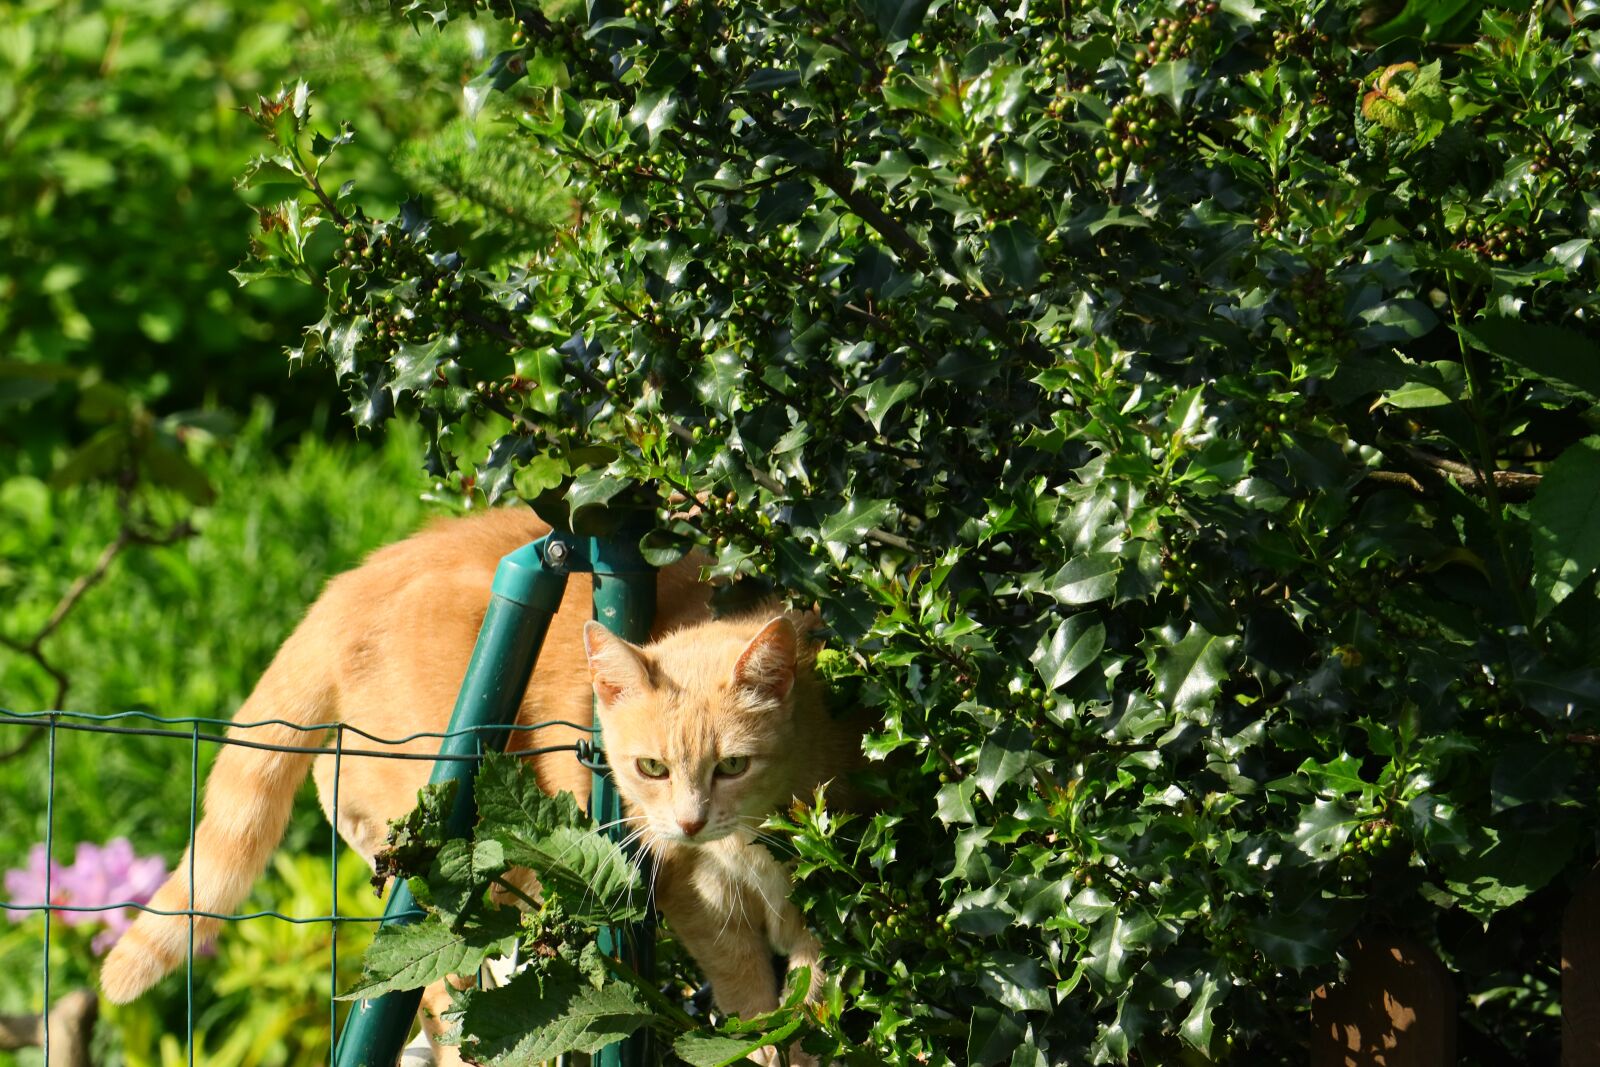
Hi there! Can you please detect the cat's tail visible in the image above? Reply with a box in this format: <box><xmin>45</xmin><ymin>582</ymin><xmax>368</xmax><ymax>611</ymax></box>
<box><xmin>99</xmin><ymin>599</ymin><xmax>341</xmax><ymax>1004</ymax></box>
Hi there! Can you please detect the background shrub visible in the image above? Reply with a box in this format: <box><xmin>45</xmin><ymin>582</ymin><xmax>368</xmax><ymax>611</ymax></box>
<box><xmin>248</xmin><ymin>1</ymin><xmax>1600</xmax><ymax>1061</ymax></box>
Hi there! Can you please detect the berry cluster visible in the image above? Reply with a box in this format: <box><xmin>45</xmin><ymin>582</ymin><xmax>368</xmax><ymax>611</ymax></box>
<box><xmin>1160</xmin><ymin>541</ymin><xmax>1202</xmax><ymax>589</ymax></box>
<box><xmin>1282</xmin><ymin>269</ymin><xmax>1354</xmax><ymax>363</ymax></box>
<box><xmin>956</xmin><ymin>144</ymin><xmax>1035</xmax><ymax>219</ymax></box>
<box><xmin>699</xmin><ymin>490</ymin><xmax>778</xmax><ymax>574</ymax></box>
<box><xmin>1269</xmin><ymin>24</ymin><xmax>1328</xmax><ymax>57</ymax></box>
<box><xmin>1131</xmin><ymin>2</ymin><xmax>1217</xmax><ymax>67</ymax></box>
<box><xmin>1456</xmin><ymin>217</ymin><xmax>1525</xmax><ymax>262</ymax></box>
<box><xmin>1095</xmin><ymin>95</ymin><xmax>1170</xmax><ymax>177</ymax></box>
<box><xmin>1336</xmin><ymin>819</ymin><xmax>1400</xmax><ymax>878</ymax></box>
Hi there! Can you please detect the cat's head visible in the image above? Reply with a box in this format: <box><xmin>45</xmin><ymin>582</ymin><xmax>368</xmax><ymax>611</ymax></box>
<box><xmin>582</xmin><ymin>614</ymin><xmax>809</xmax><ymax>850</ymax></box>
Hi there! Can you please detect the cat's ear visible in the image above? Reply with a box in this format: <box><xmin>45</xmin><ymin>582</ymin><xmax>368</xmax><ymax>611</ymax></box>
<box><xmin>731</xmin><ymin>617</ymin><xmax>797</xmax><ymax>704</ymax></box>
<box><xmin>583</xmin><ymin>621</ymin><xmax>654</xmax><ymax>706</ymax></box>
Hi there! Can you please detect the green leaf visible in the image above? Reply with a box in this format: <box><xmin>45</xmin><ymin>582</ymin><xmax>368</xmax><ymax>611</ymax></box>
<box><xmin>1462</xmin><ymin>319</ymin><xmax>1600</xmax><ymax>402</ymax></box>
<box><xmin>1179</xmin><ymin>972</ymin><xmax>1226</xmax><ymax>1052</ymax></box>
<box><xmin>856</xmin><ymin>379</ymin><xmax>918</xmax><ymax>432</ymax></box>
<box><xmin>339</xmin><ymin>910</ymin><xmax>518</xmax><ymax>1000</ymax></box>
<box><xmin>1245</xmin><ymin>908</ymin><xmax>1345</xmax><ymax>969</ymax></box>
<box><xmin>1030</xmin><ymin>613</ymin><xmax>1105</xmax><ymax>691</ymax></box>
<box><xmin>1149</xmin><ymin>624</ymin><xmax>1237</xmax><ymax>717</ymax></box>
<box><xmin>627</xmin><ymin>89</ymin><xmax>678</xmax><ymax>145</ymax></box>
<box><xmin>1527</xmin><ymin>437</ymin><xmax>1600</xmax><ymax>622</ymax></box>
<box><xmin>1140</xmin><ymin>60</ymin><xmax>1195</xmax><ymax>113</ymax></box>
<box><xmin>1042</xmin><ymin>553</ymin><xmax>1120</xmax><ymax>606</ymax></box>
<box><xmin>1442</xmin><ymin>821</ymin><xmax>1583</xmax><ymax>921</ymax></box>
<box><xmin>476</xmin><ymin>753</ymin><xmax>588</xmax><ymax>836</ymax></box>
<box><xmin>1289</xmin><ymin>798</ymin><xmax>1359</xmax><ymax>861</ymax></box>
<box><xmin>821</xmin><ymin>498</ymin><xmax>893</xmax><ymax>547</ymax></box>
<box><xmin>1368</xmin><ymin>0</ymin><xmax>1485</xmax><ymax>43</ymax></box>
<box><xmin>974</xmin><ymin>722</ymin><xmax>1035</xmax><ymax>801</ymax></box>
<box><xmin>493</xmin><ymin>825</ymin><xmax>645</xmax><ymax>926</ymax></box>
<box><xmin>459</xmin><ymin>965</ymin><xmax>652</xmax><ymax>1065</ymax></box>
<box><xmin>1489</xmin><ymin>741</ymin><xmax>1578</xmax><ymax>811</ymax></box>
<box><xmin>1082</xmin><ymin>907</ymin><xmax>1155</xmax><ymax>990</ymax></box>
<box><xmin>988</xmin><ymin>222</ymin><xmax>1040</xmax><ymax>288</ymax></box>
<box><xmin>673</xmin><ymin>1018</ymin><xmax>804</xmax><ymax>1067</ymax></box>
<box><xmin>1296</xmin><ymin>754</ymin><xmax>1373</xmax><ymax>801</ymax></box>
<box><xmin>859</xmin><ymin>0</ymin><xmax>931</xmax><ymax>41</ymax></box>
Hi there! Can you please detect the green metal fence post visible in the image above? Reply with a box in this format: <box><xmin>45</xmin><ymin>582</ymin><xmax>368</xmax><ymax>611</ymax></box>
<box><xmin>589</xmin><ymin>533</ymin><xmax>657</xmax><ymax>1067</ymax></box>
<box><xmin>333</xmin><ymin>533</ymin><xmax>570</xmax><ymax>1067</ymax></box>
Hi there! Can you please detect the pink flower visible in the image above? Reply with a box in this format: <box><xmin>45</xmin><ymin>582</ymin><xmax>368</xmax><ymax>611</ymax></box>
<box><xmin>3</xmin><ymin>844</ymin><xmax>68</xmax><ymax>913</ymax></box>
<box><xmin>3</xmin><ymin>838</ymin><xmax>168</xmax><ymax>955</ymax></box>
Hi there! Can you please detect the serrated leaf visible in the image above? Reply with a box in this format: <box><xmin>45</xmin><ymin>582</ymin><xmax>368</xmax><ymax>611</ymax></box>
<box><xmin>339</xmin><ymin>910</ymin><xmax>518</xmax><ymax>1000</ymax></box>
<box><xmin>460</xmin><ymin>965</ymin><xmax>652</xmax><ymax>1065</ymax></box>
<box><xmin>494</xmin><ymin>826</ymin><xmax>644</xmax><ymax>926</ymax></box>
<box><xmin>476</xmin><ymin>753</ymin><xmax>588</xmax><ymax>836</ymax></box>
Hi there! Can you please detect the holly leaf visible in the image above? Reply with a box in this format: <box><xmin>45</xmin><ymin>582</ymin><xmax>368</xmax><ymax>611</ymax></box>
<box><xmin>1527</xmin><ymin>437</ymin><xmax>1600</xmax><ymax>622</ymax></box>
<box><xmin>1030</xmin><ymin>613</ymin><xmax>1106</xmax><ymax>691</ymax></box>
<box><xmin>1149</xmin><ymin>624</ymin><xmax>1237</xmax><ymax>717</ymax></box>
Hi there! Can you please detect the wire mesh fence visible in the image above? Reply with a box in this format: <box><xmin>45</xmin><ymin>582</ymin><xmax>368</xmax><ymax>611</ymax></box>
<box><xmin>0</xmin><ymin>707</ymin><xmax>594</xmax><ymax>1067</ymax></box>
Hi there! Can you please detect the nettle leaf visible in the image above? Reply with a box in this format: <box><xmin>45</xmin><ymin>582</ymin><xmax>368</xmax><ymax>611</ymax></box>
<box><xmin>1527</xmin><ymin>437</ymin><xmax>1600</xmax><ymax>622</ymax></box>
<box><xmin>459</xmin><ymin>963</ymin><xmax>652</xmax><ymax>1065</ymax></box>
<box><xmin>339</xmin><ymin>909</ymin><xmax>519</xmax><ymax>1000</ymax></box>
<box><xmin>1149</xmin><ymin>624</ymin><xmax>1237</xmax><ymax>717</ymax></box>
<box><xmin>494</xmin><ymin>825</ymin><xmax>645</xmax><ymax>926</ymax></box>
<box><xmin>475</xmin><ymin>753</ymin><xmax>587</xmax><ymax>836</ymax></box>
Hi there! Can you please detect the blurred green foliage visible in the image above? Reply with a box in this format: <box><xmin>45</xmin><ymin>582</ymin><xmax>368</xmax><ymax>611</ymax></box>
<box><xmin>0</xmin><ymin>410</ymin><xmax>430</xmax><ymax>1064</ymax></box>
<box><xmin>0</xmin><ymin>0</ymin><xmax>549</xmax><ymax>1061</ymax></box>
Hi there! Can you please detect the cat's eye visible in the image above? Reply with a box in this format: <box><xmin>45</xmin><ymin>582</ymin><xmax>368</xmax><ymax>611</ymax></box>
<box><xmin>715</xmin><ymin>755</ymin><xmax>750</xmax><ymax>777</ymax></box>
<box><xmin>636</xmin><ymin>757</ymin><xmax>670</xmax><ymax>779</ymax></box>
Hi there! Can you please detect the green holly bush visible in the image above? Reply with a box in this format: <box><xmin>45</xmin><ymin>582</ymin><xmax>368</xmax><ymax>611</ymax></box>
<box><xmin>248</xmin><ymin>0</ymin><xmax>1600</xmax><ymax>1061</ymax></box>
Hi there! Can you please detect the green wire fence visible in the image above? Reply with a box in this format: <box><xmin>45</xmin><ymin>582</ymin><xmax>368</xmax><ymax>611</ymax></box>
<box><xmin>1</xmin><ymin>527</ymin><xmax>658</xmax><ymax>1067</ymax></box>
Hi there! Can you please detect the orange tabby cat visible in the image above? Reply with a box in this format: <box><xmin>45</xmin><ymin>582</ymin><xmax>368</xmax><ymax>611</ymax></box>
<box><xmin>96</xmin><ymin>507</ymin><xmax>858</xmax><ymax>1065</ymax></box>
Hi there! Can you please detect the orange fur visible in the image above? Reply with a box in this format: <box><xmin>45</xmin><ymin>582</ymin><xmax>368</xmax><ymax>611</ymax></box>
<box><xmin>98</xmin><ymin>508</ymin><xmax>859</xmax><ymax>1066</ymax></box>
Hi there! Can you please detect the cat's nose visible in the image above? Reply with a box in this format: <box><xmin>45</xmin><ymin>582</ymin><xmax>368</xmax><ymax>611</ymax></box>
<box><xmin>677</xmin><ymin>816</ymin><xmax>707</xmax><ymax>837</ymax></box>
